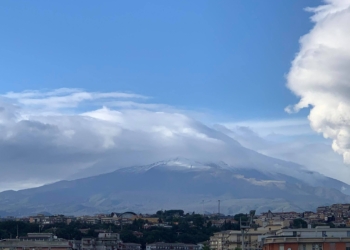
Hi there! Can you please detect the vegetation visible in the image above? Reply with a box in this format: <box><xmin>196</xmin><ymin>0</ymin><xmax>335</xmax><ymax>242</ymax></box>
<box><xmin>291</xmin><ymin>218</ymin><xmax>307</xmax><ymax>229</ymax></box>
<box><xmin>1</xmin><ymin>211</ymin><xmax>307</xmax><ymax>247</ymax></box>
<box><xmin>0</xmin><ymin>212</ymin><xmax>224</xmax><ymax>244</ymax></box>
<box><xmin>0</xmin><ymin>221</ymin><xmax>39</xmax><ymax>239</ymax></box>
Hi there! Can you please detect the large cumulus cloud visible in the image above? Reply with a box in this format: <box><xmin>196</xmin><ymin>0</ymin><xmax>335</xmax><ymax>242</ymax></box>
<box><xmin>286</xmin><ymin>0</ymin><xmax>350</xmax><ymax>163</ymax></box>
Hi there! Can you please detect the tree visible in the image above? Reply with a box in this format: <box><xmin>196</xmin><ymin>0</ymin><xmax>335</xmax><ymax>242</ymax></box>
<box><xmin>292</xmin><ymin>219</ymin><xmax>307</xmax><ymax>229</ymax></box>
<box><xmin>207</xmin><ymin>221</ymin><xmax>212</xmax><ymax>228</ymax></box>
<box><xmin>233</xmin><ymin>213</ymin><xmax>248</xmax><ymax>222</ymax></box>
<box><xmin>202</xmin><ymin>244</ymin><xmax>210</xmax><ymax>250</ymax></box>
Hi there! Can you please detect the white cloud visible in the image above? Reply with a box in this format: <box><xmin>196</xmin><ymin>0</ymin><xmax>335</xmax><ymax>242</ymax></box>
<box><xmin>1</xmin><ymin>88</ymin><xmax>350</xmax><ymax>192</ymax></box>
<box><xmin>215</xmin><ymin>123</ymin><xmax>350</xmax><ymax>185</ymax></box>
<box><xmin>0</xmin><ymin>89</ymin><xmax>236</xmax><ymax>191</ymax></box>
<box><xmin>286</xmin><ymin>0</ymin><xmax>350</xmax><ymax>164</ymax></box>
<box><xmin>221</xmin><ymin>118</ymin><xmax>312</xmax><ymax>136</ymax></box>
<box><xmin>3</xmin><ymin>88</ymin><xmax>147</xmax><ymax>109</ymax></box>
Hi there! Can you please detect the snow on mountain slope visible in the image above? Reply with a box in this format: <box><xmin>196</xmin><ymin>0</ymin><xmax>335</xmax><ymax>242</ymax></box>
<box><xmin>120</xmin><ymin>157</ymin><xmax>234</xmax><ymax>173</ymax></box>
<box><xmin>1</xmin><ymin>157</ymin><xmax>350</xmax><ymax>216</ymax></box>
<box><xmin>120</xmin><ymin>157</ymin><xmax>350</xmax><ymax>194</ymax></box>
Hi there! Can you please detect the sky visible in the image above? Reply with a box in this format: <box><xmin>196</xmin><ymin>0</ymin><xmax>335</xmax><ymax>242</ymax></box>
<box><xmin>1</xmin><ymin>0</ymin><xmax>350</xmax><ymax>191</ymax></box>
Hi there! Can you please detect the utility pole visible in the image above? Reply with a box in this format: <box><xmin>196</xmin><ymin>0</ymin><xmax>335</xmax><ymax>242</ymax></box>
<box><xmin>240</xmin><ymin>218</ymin><xmax>247</xmax><ymax>250</ymax></box>
<box><xmin>16</xmin><ymin>224</ymin><xmax>19</xmax><ymax>239</ymax></box>
<box><xmin>240</xmin><ymin>210</ymin><xmax>256</xmax><ymax>250</ymax></box>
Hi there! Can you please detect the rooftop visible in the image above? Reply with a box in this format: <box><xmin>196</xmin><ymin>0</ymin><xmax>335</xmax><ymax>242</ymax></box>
<box><xmin>264</xmin><ymin>237</ymin><xmax>350</xmax><ymax>244</ymax></box>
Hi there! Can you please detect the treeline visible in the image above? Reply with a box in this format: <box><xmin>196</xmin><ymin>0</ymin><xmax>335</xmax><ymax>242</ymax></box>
<box><xmin>0</xmin><ymin>211</ymin><xmax>251</xmax><ymax>245</ymax></box>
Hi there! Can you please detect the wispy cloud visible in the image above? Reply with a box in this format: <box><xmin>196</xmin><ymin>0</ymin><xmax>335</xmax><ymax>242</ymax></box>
<box><xmin>221</xmin><ymin>118</ymin><xmax>312</xmax><ymax>136</ymax></box>
<box><xmin>216</xmin><ymin>124</ymin><xmax>350</xmax><ymax>184</ymax></box>
<box><xmin>2</xmin><ymin>88</ymin><xmax>147</xmax><ymax>109</ymax></box>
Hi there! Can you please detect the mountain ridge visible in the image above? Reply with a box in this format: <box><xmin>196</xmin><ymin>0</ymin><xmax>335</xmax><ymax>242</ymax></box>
<box><xmin>1</xmin><ymin>157</ymin><xmax>350</xmax><ymax>216</ymax></box>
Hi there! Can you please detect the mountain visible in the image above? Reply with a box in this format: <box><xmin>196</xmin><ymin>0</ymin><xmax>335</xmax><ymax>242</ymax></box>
<box><xmin>1</xmin><ymin>157</ymin><xmax>350</xmax><ymax>216</ymax></box>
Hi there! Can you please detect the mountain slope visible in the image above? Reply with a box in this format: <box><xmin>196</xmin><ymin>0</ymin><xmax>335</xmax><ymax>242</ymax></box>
<box><xmin>0</xmin><ymin>157</ymin><xmax>350</xmax><ymax>216</ymax></box>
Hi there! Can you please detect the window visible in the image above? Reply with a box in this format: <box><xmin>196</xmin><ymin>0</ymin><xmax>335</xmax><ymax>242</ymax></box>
<box><xmin>347</xmin><ymin>231</ymin><xmax>350</xmax><ymax>237</ymax></box>
<box><xmin>298</xmin><ymin>244</ymin><xmax>306</xmax><ymax>250</ymax></box>
<box><xmin>312</xmin><ymin>244</ymin><xmax>322</xmax><ymax>250</ymax></box>
<box><xmin>279</xmin><ymin>244</ymin><xmax>284</xmax><ymax>250</ymax></box>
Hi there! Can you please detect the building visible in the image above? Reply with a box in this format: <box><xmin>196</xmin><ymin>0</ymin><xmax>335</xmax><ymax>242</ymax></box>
<box><xmin>263</xmin><ymin>226</ymin><xmax>350</xmax><ymax>250</ymax></box>
<box><xmin>0</xmin><ymin>233</ymin><xmax>71</xmax><ymax>250</ymax></box>
<box><xmin>210</xmin><ymin>228</ymin><xmax>276</xmax><ymax>250</ymax></box>
<box><xmin>78</xmin><ymin>233</ymin><xmax>122</xmax><ymax>250</ymax></box>
<box><xmin>263</xmin><ymin>237</ymin><xmax>350</xmax><ymax>250</ymax></box>
<box><xmin>146</xmin><ymin>243</ymin><xmax>200</xmax><ymax>250</ymax></box>
<box><xmin>120</xmin><ymin>243</ymin><xmax>141</xmax><ymax>250</ymax></box>
<box><xmin>255</xmin><ymin>210</ymin><xmax>300</xmax><ymax>231</ymax></box>
<box><xmin>314</xmin><ymin>204</ymin><xmax>350</xmax><ymax>224</ymax></box>
<box><xmin>274</xmin><ymin>226</ymin><xmax>350</xmax><ymax>238</ymax></box>
<box><xmin>28</xmin><ymin>214</ymin><xmax>73</xmax><ymax>225</ymax></box>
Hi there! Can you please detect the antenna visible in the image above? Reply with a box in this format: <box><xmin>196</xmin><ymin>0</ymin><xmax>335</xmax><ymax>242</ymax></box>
<box><xmin>218</xmin><ymin>200</ymin><xmax>220</xmax><ymax>216</ymax></box>
<box><xmin>202</xmin><ymin>200</ymin><xmax>204</xmax><ymax>216</ymax></box>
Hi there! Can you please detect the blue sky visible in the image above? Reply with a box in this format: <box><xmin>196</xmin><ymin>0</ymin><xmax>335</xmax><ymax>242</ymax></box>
<box><xmin>1</xmin><ymin>0</ymin><xmax>320</xmax><ymax>120</ymax></box>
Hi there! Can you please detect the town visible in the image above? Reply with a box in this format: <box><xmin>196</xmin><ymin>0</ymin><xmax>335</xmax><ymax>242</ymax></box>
<box><xmin>1</xmin><ymin>204</ymin><xmax>350</xmax><ymax>250</ymax></box>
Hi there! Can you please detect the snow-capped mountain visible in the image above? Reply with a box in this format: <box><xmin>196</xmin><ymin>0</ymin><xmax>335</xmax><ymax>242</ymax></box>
<box><xmin>0</xmin><ymin>157</ymin><xmax>350</xmax><ymax>216</ymax></box>
<box><xmin>121</xmin><ymin>157</ymin><xmax>233</xmax><ymax>173</ymax></box>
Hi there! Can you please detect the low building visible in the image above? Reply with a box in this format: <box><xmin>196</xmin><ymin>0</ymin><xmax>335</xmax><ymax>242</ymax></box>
<box><xmin>120</xmin><ymin>243</ymin><xmax>141</xmax><ymax>250</ymax></box>
<box><xmin>0</xmin><ymin>233</ymin><xmax>71</xmax><ymax>250</ymax></box>
<box><xmin>78</xmin><ymin>233</ymin><xmax>122</xmax><ymax>250</ymax></box>
<box><xmin>146</xmin><ymin>243</ymin><xmax>200</xmax><ymax>250</ymax></box>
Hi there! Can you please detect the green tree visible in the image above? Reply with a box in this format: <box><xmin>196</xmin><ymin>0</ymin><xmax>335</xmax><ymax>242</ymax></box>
<box><xmin>202</xmin><ymin>244</ymin><xmax>210</xmax><ymax>250</ymax></box>
<box><xmin>292</xmin><ymin>219</ymin><xmax>307</xmax><ymax>228</ymax></box>
<box><xmin>233</xmin><ymin>213</ymin><xmax>248</xmax><ymax>222</ymax></box>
